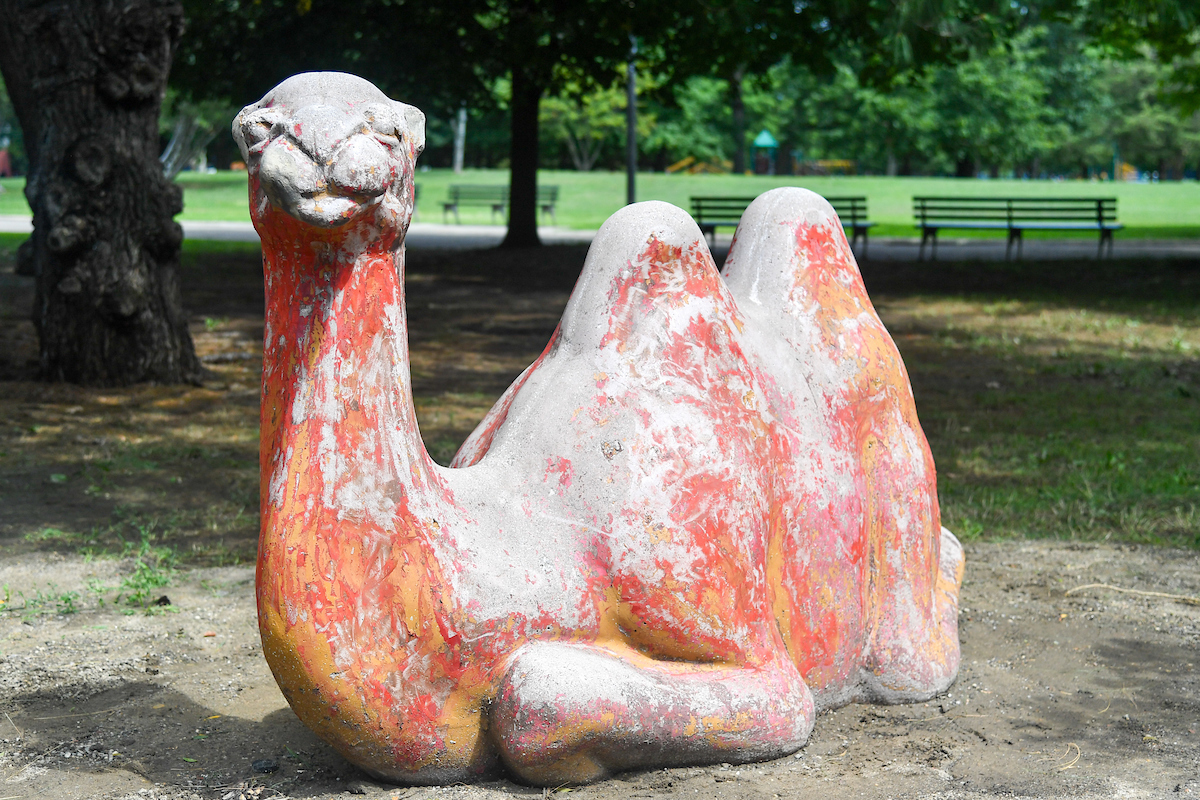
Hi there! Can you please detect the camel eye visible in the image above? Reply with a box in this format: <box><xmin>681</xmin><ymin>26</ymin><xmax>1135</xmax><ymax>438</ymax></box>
<box><xmin>238</xmin><ymin>107</ymin><xmax>287</xmax><ymax>157</ymax></box>
<box><xmin>364</xmin><ymin>103</ymin><xmax>400</xmax><ymax>141</ymax></box>
<box><xmin>244</xmin><ymin>122</ymin><xmax>273</xmax><ymax>148</ymax></box>
<box><xmin>373</xmin><ymin>131</ymin><xmax>402</xmax><ymax>150</ymax></box>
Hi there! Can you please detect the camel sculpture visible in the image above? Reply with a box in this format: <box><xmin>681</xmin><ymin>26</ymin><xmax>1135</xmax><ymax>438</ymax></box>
<box><xmin>236</xmin><ymin>72</ymin><xmax>964</xmax><ymax>787</ymax></box>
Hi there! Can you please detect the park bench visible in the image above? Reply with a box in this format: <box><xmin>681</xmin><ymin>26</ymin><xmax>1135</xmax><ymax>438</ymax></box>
<box><xmin>913</xmin><ymin>196</ymin><xmax>1122</xmax><ymax>260</ymax></box>
<box><xmin>441</xmin><ymin>184</ymin><xmax>560</xmax><ymax>224</ymax></box>
<box><xmin>690</xmin><ymin>196</ymin><xmax>875</xmax><ymax>256</ymax></box>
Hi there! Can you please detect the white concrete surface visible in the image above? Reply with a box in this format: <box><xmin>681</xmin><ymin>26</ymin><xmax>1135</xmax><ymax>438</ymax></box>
<box><xmin>0</xmin><ymin>215</ymin><xmax>31</xmax><ymax>234</ymax></box>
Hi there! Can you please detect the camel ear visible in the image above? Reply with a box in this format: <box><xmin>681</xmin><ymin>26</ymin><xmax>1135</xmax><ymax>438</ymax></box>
<box><xmin>395</xmin><ymin>101</ymin><xmax>425</xmax><ymax>157</ymax></box>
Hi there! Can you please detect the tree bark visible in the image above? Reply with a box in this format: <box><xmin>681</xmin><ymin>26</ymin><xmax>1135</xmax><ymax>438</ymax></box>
<box><xmin>0</xmin><ymin>0</ymin><xmax>202</xmax><ymax>385</ymax></box>
<box><xmin>729</xmin><ymin>67</ymin><xmax>747</xmax><ymax>175</ymax></box>
<box><xmin>502</xmin><ymin>68</ymin><xmax>542</xmax><ymax>248</ymax></box>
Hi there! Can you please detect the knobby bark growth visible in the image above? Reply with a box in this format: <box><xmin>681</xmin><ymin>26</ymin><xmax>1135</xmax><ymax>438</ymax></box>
<box><xmin>0</xmin><ymin>0</ymin><xmax>202</xmax><ymax>385</ymax></box>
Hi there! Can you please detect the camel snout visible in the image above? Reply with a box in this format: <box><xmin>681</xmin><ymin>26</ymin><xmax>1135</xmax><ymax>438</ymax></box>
<box><xmin>258</xmin><ymin>140</ymin><xmax>325</xmax><ymax>217</ymax></box>
<box><xmin>329</xmin><ymin>134</ymin><xmax>394</xmax><ymax>198</ymax></box>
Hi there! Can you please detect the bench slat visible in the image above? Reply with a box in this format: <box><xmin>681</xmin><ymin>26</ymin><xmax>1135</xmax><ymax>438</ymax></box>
<box><xmin>691</xmin><ymin>196</ymin><xmax>870</xmax><ymax>222</ymax></box>
<box><xmin>690</xmin><ymin>194</ymin><xmax>874</xmax><ymax>255</ymax></box>
<box><xmin>913</xmin><ymin>196</ymin><xmax>1120</xmax><ymax>260</ymax></box>
<box><xmin>914</xmin><ymin>196</ymin><xmax>1118</xmax><ymax>203</ymax></box>
<box><xmin>442</xmin><ymin>185</ymin><xmax>560</xmax><ymax>224</ymax></box>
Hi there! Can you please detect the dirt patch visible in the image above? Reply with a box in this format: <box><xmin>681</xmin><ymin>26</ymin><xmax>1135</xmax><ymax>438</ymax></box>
<box><xmin>0</xmin><ymin>541</ymin><xmax>1197</xmax><ymax>799</ymax></box>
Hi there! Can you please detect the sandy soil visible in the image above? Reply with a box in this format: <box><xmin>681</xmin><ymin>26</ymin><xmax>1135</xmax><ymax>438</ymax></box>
<box><xmin>0</xmin><ymin>540</ymin><xmax>1197</xmax><ymax>800</ymax></box>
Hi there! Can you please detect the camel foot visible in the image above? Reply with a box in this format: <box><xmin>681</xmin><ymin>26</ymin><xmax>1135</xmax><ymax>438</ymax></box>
<box><xmin>490</xmin><ymin>641</ymin><xmax>813</xmax><ymax>786</ymax></box>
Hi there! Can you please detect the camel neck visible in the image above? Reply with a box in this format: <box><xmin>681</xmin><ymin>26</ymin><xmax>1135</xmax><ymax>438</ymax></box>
<box><xmin>259</xmin><ymin>214</ymin><xmax>441</xmax><ymax>528</ymax></box>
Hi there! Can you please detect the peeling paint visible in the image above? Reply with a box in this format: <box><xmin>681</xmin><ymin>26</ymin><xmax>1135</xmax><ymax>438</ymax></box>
<box><xmin>239</xmin><ymin>72</ymin><xmax>963</xmax><ymax>789</ymax></box>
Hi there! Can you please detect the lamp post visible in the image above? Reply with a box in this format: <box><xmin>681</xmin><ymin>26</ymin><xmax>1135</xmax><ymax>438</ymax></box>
<box><xmin>452</xmin><ymin>104</ymin><xmax>466</xmax><ymax>175</ymax></box>
<box><xmin>626</xmin><ymin>34</ymin><xmax>638</xmax><ymax>205</ymax></box>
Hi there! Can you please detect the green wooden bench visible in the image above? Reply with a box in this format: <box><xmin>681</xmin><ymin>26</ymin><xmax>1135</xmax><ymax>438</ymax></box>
<box><xmin>690</xmin><ymin>195</ymin><xmax>875</xmax><ymax>256</ymax></box>
<box><xmin>913</xmin><ymin>197</ymin><xmax>1122</xmax><ymax>260</ymax></box>
<box><xmin>442</xmin><ymin>185</ymin><xmax>508</xmax><ymax>224</ymax></box>
<box><xmin>442</xmin><ymin>185</ymin><xmax>560</xmax><ymax>224</ymax></box>
<box><xmin>535</xmin><ymin>185</ymin><xmax>559</xmax><ymax>225</ymax></box>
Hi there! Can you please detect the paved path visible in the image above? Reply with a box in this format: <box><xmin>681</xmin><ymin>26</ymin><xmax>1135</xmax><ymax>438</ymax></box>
<box><xmin>856</xmin><ymin>235</ymin><xmax>1200</xmax><ymax>261</ymax></box>
<box><xmin>0</xmin><ymin>216</ymin><xmax>595</xmax><ymax>249</ymax></box>
<box><xmin>3</xmin><ymin>215</ymin><xmax>1198</xmax><ymax>260</ymax></box>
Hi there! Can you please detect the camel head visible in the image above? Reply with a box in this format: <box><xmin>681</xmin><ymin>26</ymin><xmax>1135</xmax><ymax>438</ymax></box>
<box><xmin>234</xmin><ymin>72</ymin><xmax>424</xmax><ymax>242</ymax></box>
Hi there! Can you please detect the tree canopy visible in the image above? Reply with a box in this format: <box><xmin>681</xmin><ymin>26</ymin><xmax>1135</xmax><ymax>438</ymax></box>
<box><xmin>1055</xmin><ymin>0</ymin><xmax>1200</xmax><ymax>112</ymax></box>
<box><xmin>172</xmin><ymin>0</ymin><xmax>1032</xmax><ymax>245</ymax></box>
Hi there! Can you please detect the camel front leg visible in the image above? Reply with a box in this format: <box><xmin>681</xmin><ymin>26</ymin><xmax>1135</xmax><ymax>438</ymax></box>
<box><xmin>490</xmin><ymin>641</ymin><xmax>814</xmax><ymax>785</ymax></box>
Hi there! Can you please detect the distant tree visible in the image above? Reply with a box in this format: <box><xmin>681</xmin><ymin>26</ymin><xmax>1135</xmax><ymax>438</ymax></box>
<box><xmin>658</xmin><ymin>0</ymin><xmax>1017</xmax><ymax>174</ymax></box>
<box><xmin>1106</xmin><ymin>58</ymin><xmax>1200</xmax><ymax>178</ymax></box>
<box><xmin>0</xmin><ymin>73</ymin><xmax>26</xmax><ymax>175</ymax></box>
<box><xmin>159</xmin><ymin>90</ymin><xmax>239</xmax><ymax>179</ymax></box>
<box><xmin>643</xmin><ymin>77</ymin><xmax>734</xmax><ymax>168</ymax></box>
<box><xmin>418</xmin><ymin>1</ymin><xmax>678</xmax><ymax>246</ymax></box>
<box><xmin>177</xmin><ymin>1</ymin><xmax>1014</xmax><ymax>245</ymax></box>
<box><xmin>928</xmin><ymin>42</ymin><xmax>1053</xmax><ymax>176</ymax></box>
<box><xmin>176</xmin><ymin>0</ymin><xmax>669</xmax><ymax>248</ymax></box>
<box><xmin>1019</xmin><ymin>21</ymin><xmax>1115</xmax><ymax>177</ymax></box>
<box><xmin>0</xmin><ymin>0</ymin><xmax>202</xmax><ymax>385</ymax></box>
<box><xmin>643</xmin><ymin>11</ymin><xmax>1198</xmax><ymax>179</ymax></box>
<box><xmin>807</xmin><ymin>67</ymin><xmax>942</xmax><ymax>176</ymax></box>
<box><xmin>659</xmin><ymin>2</ymin><xmax>812</xmax><ymax>174</ymax></box>
<box><xmin>541</xmin><ymin>80</ymin><xmax>639</xmax><ymax>172</ymax></box>
<box><xmin>1056</xmin><ymin>0</ymin><xmax>1200</xmax><ymax>112</ymax></box>
<box><xmin>850</xmin><ymin>73</ymin><xmax>941</xmax><ymax>176</ymax></box>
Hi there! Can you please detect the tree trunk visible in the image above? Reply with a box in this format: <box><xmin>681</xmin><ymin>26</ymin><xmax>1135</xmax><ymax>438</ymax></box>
<box><xmin>730</xmin><ymin>65</ymin><xmax>746</xmax><ymax>175</ymax></box>
<box><xmin>502</xmin><ymin>68</ymin><xmax>542</xmax><ymax>248</ymax></box>
<box><xmin>0</xmin><ymin>0</ymin><xmax>201</xmax><ymax>385</ymax></box>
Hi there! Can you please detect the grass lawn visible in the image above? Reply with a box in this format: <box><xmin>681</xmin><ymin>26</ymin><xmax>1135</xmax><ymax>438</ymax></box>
<box><xmin>860</xmin><ymin>258</ymin><xmax>1200</xmax><ymax>550</ymax></box>
<box><xmin>3</xmin><ymin>170</ymin><xmax>1200</xmax><ymax>237</ymax></box>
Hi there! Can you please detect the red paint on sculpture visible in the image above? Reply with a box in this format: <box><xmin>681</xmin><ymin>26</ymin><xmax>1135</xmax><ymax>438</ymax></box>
<box><xmin>238</xmin><ymin>73</ymin><xmax>964</xmax><ymax>788</ymax></box>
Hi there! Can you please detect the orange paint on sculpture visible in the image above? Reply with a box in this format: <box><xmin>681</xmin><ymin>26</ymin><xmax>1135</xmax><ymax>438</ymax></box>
<box><xmin>239</xmin><ymin>72</ymin><xmax>963</xmax><ymax>788</ymax></box>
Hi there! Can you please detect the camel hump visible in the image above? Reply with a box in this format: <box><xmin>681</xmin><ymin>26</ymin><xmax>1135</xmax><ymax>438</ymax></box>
<box><xmin>720</xmin><ymin>187</ymin><xmax>867</xmax><ymax>325</ymax></box>
<box><xmin>718</xmin><ymin>187</ymin><xmax>888</xmax><ymax>388</ymax></box>
<box><xmin>453</xmin><ymin>201</ymin><xmax>743</xmax><ymax>468</ymax></box>
<box><xmin>556</xmin><ymin>201</ymin><xmax>732</xmax><ymax>356</ymax></box>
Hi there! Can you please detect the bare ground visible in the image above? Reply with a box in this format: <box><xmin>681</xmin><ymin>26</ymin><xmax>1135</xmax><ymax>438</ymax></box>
<box><xmin>1</xmin><ymin>243</ymin><xmax>1198</xmax><ymax>799</ymax></box>
<box><xmin>0</xmin><ymin>541</ymin><xmax>1197</xmax><ymax>800</ymax></box>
